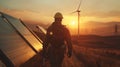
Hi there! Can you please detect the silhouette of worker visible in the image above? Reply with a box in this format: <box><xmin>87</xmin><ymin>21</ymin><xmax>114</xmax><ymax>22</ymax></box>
<box><xmin>43</xmin><ymin>12</ymin><xmax>72</xmax><ymax>67</ymax></box>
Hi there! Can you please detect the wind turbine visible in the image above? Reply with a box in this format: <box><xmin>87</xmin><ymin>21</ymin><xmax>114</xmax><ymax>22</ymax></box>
<box><xmin>72</xmin><ymin>0</ymin><xmax>82</xmax><ymax>38</ymax></box>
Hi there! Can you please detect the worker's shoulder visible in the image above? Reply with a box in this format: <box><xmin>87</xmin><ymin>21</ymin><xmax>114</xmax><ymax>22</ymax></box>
<box><xmin>62</xmin><ymin>25</ymin><xmax>69</xmax><ymax>32</ymax></box>
<box><xmin>47</xmin><ymin>23</ymin><xmax>54</xmax><ymax>31</ymax></box>
<box><xmin>62</xmin><ymin>25</ymin><xmax>67</xmax><ymax>29</ymax></box>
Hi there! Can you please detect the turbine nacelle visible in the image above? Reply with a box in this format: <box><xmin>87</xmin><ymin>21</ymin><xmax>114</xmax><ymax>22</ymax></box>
<box><xmin>77</xmin><ymin>10</ymin><xmax>81</xmax><ymax>12</ymax></box>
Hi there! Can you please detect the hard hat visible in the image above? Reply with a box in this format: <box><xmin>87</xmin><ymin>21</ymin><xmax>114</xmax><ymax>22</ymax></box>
<box><xmin>54</xmin><ymin>12</ymin><xmax>63</xmax><ymax>19</ymax></box>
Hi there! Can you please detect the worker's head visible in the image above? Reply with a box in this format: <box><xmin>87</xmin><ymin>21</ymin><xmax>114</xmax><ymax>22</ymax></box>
<box><xmin>54</xmin><ymin>12</ymin><xmax>63</xmax><ymax>23</ymax></box>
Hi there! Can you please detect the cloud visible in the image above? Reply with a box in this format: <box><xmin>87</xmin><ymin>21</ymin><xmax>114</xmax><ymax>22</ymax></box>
<box><xmin>83</xmin><ymin>10</ymin><xmax>120</xmax><ymax>18</ymax></box>
<box><xmin>0</xmin><ymin>8</ymin><xmax>52</xmax><ymax>24</ymax></box>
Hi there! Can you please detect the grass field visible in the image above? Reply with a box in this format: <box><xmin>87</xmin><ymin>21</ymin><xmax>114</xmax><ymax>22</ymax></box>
<box><xmin>73</xmin><ymin>35</ymin><xmax>120</xmax><ymax>67</ymax></box>
<box><xmin>21</xmin><ymin>34</ymin><xmax>120</xmax><ymax>67</ymax></box>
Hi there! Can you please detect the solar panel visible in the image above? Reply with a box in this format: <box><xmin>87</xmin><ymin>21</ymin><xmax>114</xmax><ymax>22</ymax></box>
<box><xmin>0</xmin><ymin>12</ymin><xmax>43</xmax><ymax>66</ymax></box>
<box><xmin>3</xmin><ymin>13</ymin><xmax>43</xmax><ymax>51</ymax></box>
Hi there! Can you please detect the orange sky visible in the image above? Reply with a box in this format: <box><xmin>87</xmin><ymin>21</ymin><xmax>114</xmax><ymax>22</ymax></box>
<box><xmin>0</xmin><ymin>0</ymin><xmax>120</xmax><ymax>35</ymax></box>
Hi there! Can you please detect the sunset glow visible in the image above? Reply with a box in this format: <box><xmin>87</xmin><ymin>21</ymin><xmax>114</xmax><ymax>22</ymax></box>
<box><xmin>69</xmin><ymin>21</ymin><xmax>77</xmax><ymax>29</ymax></box>
<box><xmin>0</xmin><ymin>0</ymin><xmax>120</xmax><ymax>35</ymax></box>
<box><xmin>0</xmin><ymin>1</ymin><xmax>120</xmax><ymax>67</ymax></box>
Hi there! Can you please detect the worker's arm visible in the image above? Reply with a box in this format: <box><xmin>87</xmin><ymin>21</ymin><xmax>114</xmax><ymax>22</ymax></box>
<box><xmin>65</xmin><ymin>28</ymin><xmax>73</xmax><ymax>57</ymax></box>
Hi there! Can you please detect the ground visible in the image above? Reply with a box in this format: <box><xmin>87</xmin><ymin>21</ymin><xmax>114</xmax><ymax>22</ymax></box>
<box><xmin>20</xmin><ymin>35</ymin><xmax>120</xmax><ymax>67</ymax></box>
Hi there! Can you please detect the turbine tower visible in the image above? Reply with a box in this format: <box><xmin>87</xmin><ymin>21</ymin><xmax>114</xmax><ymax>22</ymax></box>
<box><xmin>72</xmin><ymin>0</ymin><xmax>82</xmax><ymax>38</ymax></box>
<box><xmin>115</xmin><ymin>24</ymin><xmax>118</xmax><ymax>35</ymax></box>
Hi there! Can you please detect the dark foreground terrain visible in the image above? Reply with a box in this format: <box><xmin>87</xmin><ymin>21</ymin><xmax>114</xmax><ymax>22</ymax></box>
<box><xmin>21</xmin><ymin>35</ymin><xmax>120</xmax><ymax>67</ymax></box>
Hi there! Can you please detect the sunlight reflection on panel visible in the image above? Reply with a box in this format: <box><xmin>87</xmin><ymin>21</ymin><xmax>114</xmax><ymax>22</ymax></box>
<box><xmin>0</xmin><ymin>16</ymin><xmax>36</xmax><ymax>66</ymax></box>
<box><xmin>3</xmin><ymin>13</ymin><xmax>43</xmax><ymax>51</ymax></box>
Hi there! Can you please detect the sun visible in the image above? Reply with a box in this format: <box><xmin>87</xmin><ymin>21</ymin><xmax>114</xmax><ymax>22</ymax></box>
<box><xmin>71</xmin><ymin>21</ymin><xmax>75</xmax><ymax>25</ymax></box>
<box><xmin>69</xmin><ymin>21</ymin><xmax>77</xmax><ymax>29</ymax></box>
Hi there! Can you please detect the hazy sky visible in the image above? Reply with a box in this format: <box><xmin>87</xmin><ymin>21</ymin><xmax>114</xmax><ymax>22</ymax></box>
<box><xmin>0</xmin><ymin>0</ymin><xmax>120</xmax><ymax>25</ymax></box>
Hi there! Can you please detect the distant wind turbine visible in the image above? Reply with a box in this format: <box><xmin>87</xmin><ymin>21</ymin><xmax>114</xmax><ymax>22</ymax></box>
<box><xmin>72</xmin><ymin>0</ymin><xmax>83</xmax><ymax>38</ymax></box>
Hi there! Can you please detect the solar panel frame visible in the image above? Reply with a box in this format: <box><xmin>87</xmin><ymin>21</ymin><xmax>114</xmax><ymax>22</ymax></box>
<box><xmin>0</xmin><ymin>12</ymin><xmax>43</xmax><ymax>66</ymax></box>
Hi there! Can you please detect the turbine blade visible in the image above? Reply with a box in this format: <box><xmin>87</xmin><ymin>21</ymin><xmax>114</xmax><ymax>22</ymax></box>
<box><xmin>77</xmin><ymin>0</ymin><xmax>83</xmax><ymax>10</ymax></box>
<box><xmin>70</xmin><ymin>11</ymin><xmax>77</xmax><ymax>14</ymax></box>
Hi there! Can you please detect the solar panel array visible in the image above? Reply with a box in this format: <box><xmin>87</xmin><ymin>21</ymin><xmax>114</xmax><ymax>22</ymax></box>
<box><xmin>0</xmin><ymin>12</ymin><xmax>43</xmax><ymax>67</ymax></box>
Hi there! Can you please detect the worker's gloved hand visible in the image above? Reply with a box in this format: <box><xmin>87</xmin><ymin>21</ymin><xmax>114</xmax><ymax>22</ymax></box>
<box><xmin>67</xmin><ymin>50</ymin><xmax>72</xmax><ymax>58</ymax></box>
